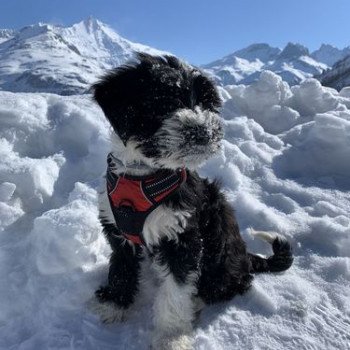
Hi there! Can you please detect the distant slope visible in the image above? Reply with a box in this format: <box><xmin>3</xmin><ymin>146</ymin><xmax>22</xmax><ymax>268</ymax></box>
<box><xmin>317</xmin><ymin>54</ymin><xmax>350</xmax><ymax>91</ymax></box>
<box><xmin>0</xmin><ymin>17</ymin><xmax>166</xmax><ymax>95</ymax></box>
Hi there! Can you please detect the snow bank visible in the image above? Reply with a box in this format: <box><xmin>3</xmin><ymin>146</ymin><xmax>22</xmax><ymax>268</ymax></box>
<box><xmin>1</xmin><ymin>78</ymin><xmax>350</xmax><ymax>350</ymax></box>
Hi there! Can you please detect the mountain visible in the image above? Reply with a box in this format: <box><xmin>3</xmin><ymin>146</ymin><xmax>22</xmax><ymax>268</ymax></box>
<box><xmin>0</xmin><ymin>17</ymin><xmax>166</xmax><ymax>95</ymax></box>
<box><xmin>317</xmin><ymin>54</ymin><xmax>350</xmax><ymax>91</ymax></box>
<box><xmin>311</xmin><ymin>44</ymin><xmax>350</xmax><ymax>67</ymax></box>
<box><xmin>204</xmin><ymin>42</ymin><xmax>330</xmax><ymax>86</ymax></box>
<box><xmin>202</xmin><ymin>43</ymin><xmax>281</xmax><ymax>85</ymax></box>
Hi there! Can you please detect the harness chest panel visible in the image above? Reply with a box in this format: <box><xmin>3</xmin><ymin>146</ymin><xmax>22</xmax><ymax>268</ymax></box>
<box><xmin>106</xmin><ymin>154</ymin><xmax>186</xmax><ymax>245</ymax></box>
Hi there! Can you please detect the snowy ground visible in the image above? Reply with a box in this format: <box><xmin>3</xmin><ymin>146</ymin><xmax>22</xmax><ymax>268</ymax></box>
<box><xmin>0</xmin><ymin>72</ymin><xmax>349</xmax><ymax>349</ymax></box>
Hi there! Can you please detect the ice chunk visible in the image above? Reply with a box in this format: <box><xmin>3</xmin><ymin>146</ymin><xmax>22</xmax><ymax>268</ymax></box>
<box><xmin>0</xmin><ymin>182</ymin><xmax>16</xmax><ymax>202</ymax></box>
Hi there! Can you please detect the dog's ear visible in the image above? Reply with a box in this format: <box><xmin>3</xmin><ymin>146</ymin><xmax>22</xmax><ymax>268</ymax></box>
<box><xmin>92</xmin><ymin>63</ymin><xmax>144</xmax><ymax>143</ymax></box>
<box><xmin>192</xmin><ymin>73</ymin><xmax>222</xmax><ymax>112</ymax></box>
<box><xmin>92</xmin><ymin>53</ymin><xmax>162</xmax><ymax>117</ymax></box>
<box><xmin>93</xmin><ymin>64</ymin><xmax>137</xmax><ymax>118</ymax></box>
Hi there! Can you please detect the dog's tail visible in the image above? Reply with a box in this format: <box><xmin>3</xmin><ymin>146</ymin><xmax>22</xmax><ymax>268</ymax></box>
<box><xmin>248</xmin><ymin>229</ymin><xmax>293</xmax><ymax>273</ymax></box>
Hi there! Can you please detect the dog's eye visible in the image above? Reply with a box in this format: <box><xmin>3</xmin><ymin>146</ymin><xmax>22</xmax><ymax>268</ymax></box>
<box><xmin>150</xmin><ymin>97</ymin><xmax>185</xmax><ymax>117</ymax></box>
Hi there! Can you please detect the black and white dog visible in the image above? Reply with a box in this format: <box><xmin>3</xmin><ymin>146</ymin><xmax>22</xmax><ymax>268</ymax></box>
<box><xmin>91</xmin><ymin>53</ymin><xmax>293</xmax><ymax>350</ymax></box>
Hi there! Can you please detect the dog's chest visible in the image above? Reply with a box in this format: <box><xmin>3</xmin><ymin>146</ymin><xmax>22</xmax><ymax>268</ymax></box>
<box><xmin>105</xmin><ymin>154</ymin><xmax>190</xmax><ymax>246</ymax></box>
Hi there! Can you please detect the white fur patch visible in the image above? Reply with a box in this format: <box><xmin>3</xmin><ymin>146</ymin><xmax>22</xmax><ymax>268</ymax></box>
<box><xmin>110</xmin><ymin>133</ymin><xmax>155</xmax><ymax>176</ymax></box>
<box><xmin>152</xmin><ymin>272</ymin><xmax>197</xmax><ymax>350</ymax></box>
<box><xmin>249</xmin><ymin>227</ymin><xmax>279</xmax><ymax>243</ymax></box>
<box><xmin>143</xmin><ymin>205</ymin><xmax>192</xmax><ymax>247</ymax></box>
<box><xmin>151</xmin><ymin>333</ymin><xmax>193</xmax><ymax>350</ymax></box>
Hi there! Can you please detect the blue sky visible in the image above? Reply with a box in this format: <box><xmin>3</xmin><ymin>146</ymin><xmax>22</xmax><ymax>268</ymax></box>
<box><xmin>0</xmin><ymin>0</ymin><xmax>349</xmax><ymax>64</ymax></box>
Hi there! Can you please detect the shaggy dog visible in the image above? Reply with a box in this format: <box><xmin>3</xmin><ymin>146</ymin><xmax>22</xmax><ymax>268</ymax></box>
<box><xmin>91</xmin><ymin>53</ymin><xmax>293</xmax><ymax>349</ymax></box>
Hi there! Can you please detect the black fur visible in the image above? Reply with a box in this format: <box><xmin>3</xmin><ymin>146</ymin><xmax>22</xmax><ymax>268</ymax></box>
<box><xmin>92</xmin><ymin>53</ymin><xmax>293</xmax><ymax>328</ymax></box>
<box><xmin>154</xmin><ymin>172</ymin><xmax>255</xmax><ymax>304</ymax></box>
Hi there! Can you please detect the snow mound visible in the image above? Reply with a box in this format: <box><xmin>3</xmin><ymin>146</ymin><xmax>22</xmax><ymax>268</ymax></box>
<box><xmin>224</xmin><ymin>71</ymin><xmax>297</xmax><ymax>133</ymax></box>
<box><xmin>1</xmin><ymin>80</ymin><xmax>350</xmax><ymax>349</ymax></box>
<box><xmin>275</xmin><ymin>111</ymin><xmax>350</xmax><ymax>187</ymax></box>
<box><xmin>288</xmin><ymin>79</ymin><xmax>340</xmax><ymax>116</ymax></box>
<box><xmin>31</xmin><ymin>182</ymin><xmax>107</xmax><ymax>275</ymax></box>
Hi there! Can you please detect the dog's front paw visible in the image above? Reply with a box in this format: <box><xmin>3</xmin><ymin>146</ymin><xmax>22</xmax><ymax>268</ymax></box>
<box><xmin>143</xmin><ymin>206</ymin><xmax>192</xmax><ymax>246</ymax></box>
<box><xmin>151</xmin><ymin>332</ymin><xmax>193</xmax><ymax>350</ymax></box>
<box><xmin>95</xmin><ymin>285</ymin><xmax>114</xmax><ymax>303</ymax></box>
<box><xmin>87</xmin><ymin>294</ymin><xmax>126</xmax><ymax>324</ymax></box>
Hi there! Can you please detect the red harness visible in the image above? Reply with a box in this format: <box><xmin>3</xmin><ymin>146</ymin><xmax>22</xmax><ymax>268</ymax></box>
<box><xmin>106</xmin><ymin>154</ymin><xmax>187</xmax><ymax>245</ymax></box>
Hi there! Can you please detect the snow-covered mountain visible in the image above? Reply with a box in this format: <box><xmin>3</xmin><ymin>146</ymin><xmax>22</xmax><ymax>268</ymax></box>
<box><xmin>204</xmin><ymin>42</ymin><xmax>350</xmax><ymax>87</ymax></box>
<box><xmin>311</xmin><ymin>44</ymin><xmax>350</xmax><ymax>67</ymax></box>
<box><xmin>0</xmin><ymin>17</ymin><xmax>165</xmax><ymax>95</ymax></box>
<box><xmin>317</xmin><ymin>54</ymin><xmax>350</xmax><ymax>91</ymax></box>
<box><xmin>202</xmin><ymin>43</ymin><xmax>280</xmax><ymax>86</ymax></box>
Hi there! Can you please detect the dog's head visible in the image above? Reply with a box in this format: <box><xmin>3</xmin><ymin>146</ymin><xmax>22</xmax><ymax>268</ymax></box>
<box><xmin>93</xmin><ymin>53</ymin><xmax>223</xmax><ymax>170</ymax></box>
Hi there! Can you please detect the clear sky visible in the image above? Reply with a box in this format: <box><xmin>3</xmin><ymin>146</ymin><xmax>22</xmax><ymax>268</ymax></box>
<box><xmin>0</xmin><ymin>0</ymin><xmax>349</xmax><ymax>65</ymax></box>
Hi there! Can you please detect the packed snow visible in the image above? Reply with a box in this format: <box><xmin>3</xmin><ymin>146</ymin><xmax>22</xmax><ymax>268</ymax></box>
<box><xmin>0</xmin><ymin>71</ymin><xmax>350</xmax><ymax>349</ymax></box>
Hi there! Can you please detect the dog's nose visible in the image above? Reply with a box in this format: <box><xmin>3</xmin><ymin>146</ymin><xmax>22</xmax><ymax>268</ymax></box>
<box><xmin>185</xmin><ymin>126</ymin><xmax>211</xmax><ymax>145</ymax></box>
<box><xmin>195</xmin><ymin>130</ymin><xmax>211</xmax><ymax>145</ymax></box>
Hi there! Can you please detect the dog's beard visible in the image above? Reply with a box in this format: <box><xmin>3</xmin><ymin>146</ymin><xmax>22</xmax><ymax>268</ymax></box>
<box><xmin>136</xmin><ymin>107</ymin><xmax>223</xmax><ymax>170</ymax></box>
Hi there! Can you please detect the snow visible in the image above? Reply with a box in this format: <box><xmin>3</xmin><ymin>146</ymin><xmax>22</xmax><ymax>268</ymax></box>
<box><xmin>1</xmin><ymin>71</ymin><xmax>350</xmax><ymax>349</ymax></box>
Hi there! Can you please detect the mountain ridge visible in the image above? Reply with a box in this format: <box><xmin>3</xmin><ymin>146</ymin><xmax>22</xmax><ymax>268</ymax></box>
<box><xmin>203</xmin><ymin>42</ymin><xmax>350</xmax><ymax>86</ymax></box>
<box><xmin>1</xmin><ymin>18</ymin><xmax>350</xmax><ymax>93</ymax></box>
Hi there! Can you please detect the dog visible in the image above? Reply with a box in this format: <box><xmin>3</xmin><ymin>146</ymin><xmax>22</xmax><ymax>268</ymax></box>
<box><xmin>91</xmin><ymin>53</ymin><xmax>293</xmax><ymax>350</ymax></box>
